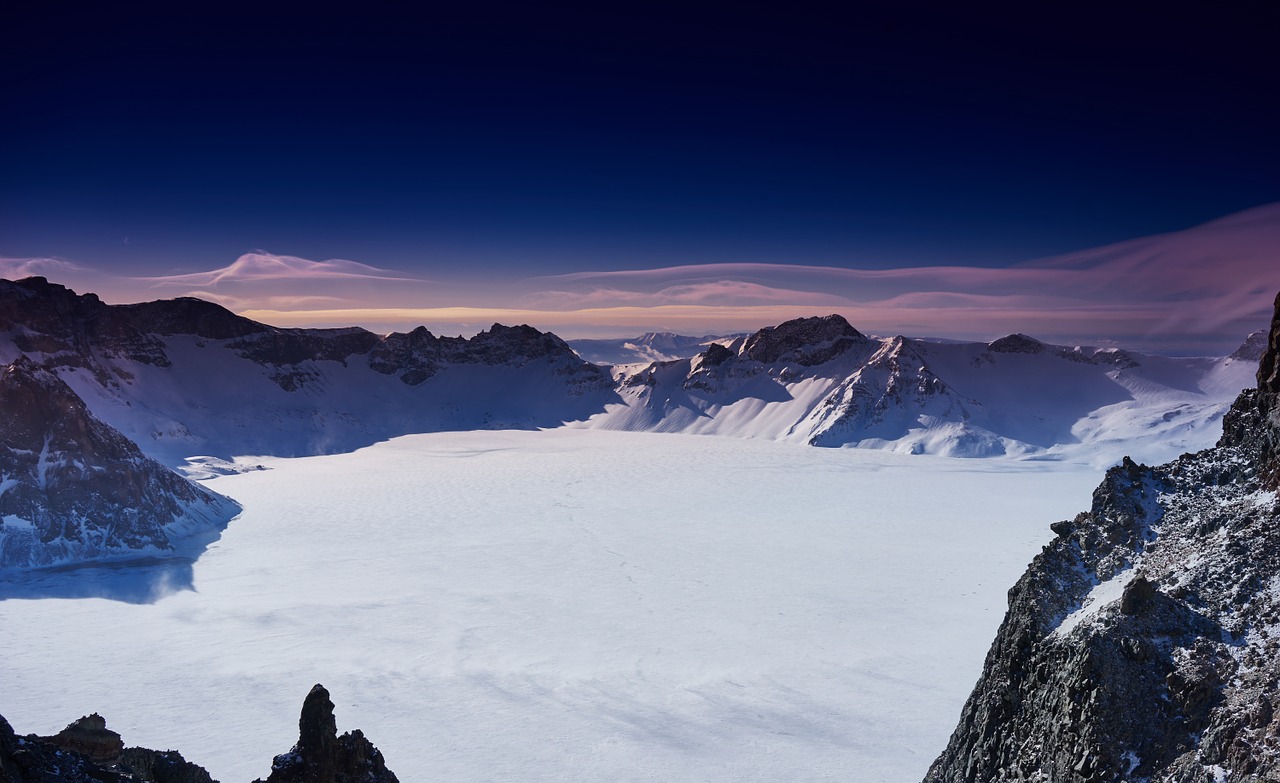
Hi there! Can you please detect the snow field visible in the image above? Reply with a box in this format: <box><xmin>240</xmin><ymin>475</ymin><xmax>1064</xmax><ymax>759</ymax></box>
<box><xmin>0</xmin><ymin>429</ymin><xmax>1100</xmax><ymax>781</ymax></box>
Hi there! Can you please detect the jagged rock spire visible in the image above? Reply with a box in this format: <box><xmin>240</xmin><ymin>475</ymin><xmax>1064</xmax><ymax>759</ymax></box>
<box><xmin>256</xmin><ymin>684</ymin><xmax>399</xmax><ymax>783</ymax></box>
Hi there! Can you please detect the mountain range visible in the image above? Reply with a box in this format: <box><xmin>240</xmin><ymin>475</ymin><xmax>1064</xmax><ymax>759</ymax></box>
<box><xmin>0</xmin><ymin>275</ymin><xmax>1260</xmax><ymax>573</ymax></box>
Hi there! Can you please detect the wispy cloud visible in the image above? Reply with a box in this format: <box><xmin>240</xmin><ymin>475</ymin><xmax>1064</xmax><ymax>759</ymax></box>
<box><xmin>0</xmin><ymin>256</ymin><xmax>93</xmax><ymax>280</ymax></box>
<box><xmin>140</xmin><ymin>252</ymin><xmax>422</xmax><ymax>287</ymax></box>
<box><xmin>505</xmin><ymin>207</ymin><xmax>1280</xmax><ymax>351</ymax></box>
<box><xmin>3</xmin><ymin>204</ymin><xmax>1278</xmax><ymax>353</ymax></box>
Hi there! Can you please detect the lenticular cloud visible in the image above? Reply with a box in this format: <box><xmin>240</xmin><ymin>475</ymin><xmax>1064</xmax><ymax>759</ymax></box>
<box><xmin>518</xmin><ymin>203</ymin><xmax>1280</xmax><ymax>353</ymax></box>
<box><xmin>4</xmin><ymin>204</ymin><xmax>1279</xmax><ymax>353</ymax></box>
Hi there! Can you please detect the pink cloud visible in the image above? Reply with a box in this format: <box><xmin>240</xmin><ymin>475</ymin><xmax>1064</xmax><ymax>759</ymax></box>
<box><xmin>0</xmin><ymin>257</ymin><xmax>93</xmax><ymax>280</ymax></box>
<box><xmin>140</xmin><ymin>252</ymin><xmax>422</xmax><ymax>287</ymax></box>
<box><xmin>3</xmin><ymin>203</ymin><xmax>1278</xmax><ymax>354</ymax></box>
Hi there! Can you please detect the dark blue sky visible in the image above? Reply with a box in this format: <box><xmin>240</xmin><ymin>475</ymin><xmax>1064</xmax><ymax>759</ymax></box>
<box><xmin>3</xmin><ymin>2</ymin><xmax>1278</xmax><ymax>278</ymax></box>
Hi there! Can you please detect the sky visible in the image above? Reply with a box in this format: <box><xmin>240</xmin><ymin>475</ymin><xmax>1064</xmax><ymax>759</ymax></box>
<box><xmin>3</xmin><ymin>3</ymin><xmax>1279</xmax><ymax>353</ymax></box>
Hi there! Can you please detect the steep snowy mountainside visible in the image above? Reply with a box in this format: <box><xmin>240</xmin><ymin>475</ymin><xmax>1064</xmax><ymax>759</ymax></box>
<box><xmin>582</xmin><ymin>317</ymin><xmax>1257</xmax><ymax>464</ymax></box>
<box><xmin>923</xmin><ymin>295</ymin><xmax>1280</xmax><ymax>783</ymax></box>
<box><xmin>0</xmin><ymin>277</ymin><xmax>617</xmax><ymax>468</ymax></box>
<box><xmin>0</xmin><ymin>355</ymin><xmax>238</xmax><ymax>570</ymax></box>
<box><xmin>567</xmin><ymin>331</ymin><xmax>745</xmax><ymax>365</ymax></box>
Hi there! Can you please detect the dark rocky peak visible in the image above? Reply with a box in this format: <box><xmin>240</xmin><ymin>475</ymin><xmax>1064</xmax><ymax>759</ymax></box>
<box><xmin>41</xmin><ymin>713</ymin><xmax>124</xmax><ymax>764</ymax></box>
<box><xmin>987</xmin><ymin>333</ymin><xmax>1046</xmax><ymax>354</ymax></box>
<box><xmin>697</xmin><ymin>342</ymin><xmax>735</xmax><ymax>368</ymax></box>
<box><xmin>256</xmin><ymin>684</ymin><xmax>398</xmax><ymax>783</ymax></box>
<box><xmin>0</xmin><ymin>278</ymin><xmax>112</xmax><ymax>361</ymax></box>
<box><xmin>1</xmin><ymin>278</ymin><xmax>262</xmax><ymax>370</ymax></box>
<box><xmin>0</xmin><ymin>277</ymin><xmax>107</xmax><ymax>330</ymax></box>
<box><xmin>1</xmin><ymin>709</ymin><xmax>213</xmax><ymax>783</ymax></box>
<box><xmin>1229</xmin><ymin>328</ymin><xmax>1268</xmax><ymax>362</ymax></box>
<box><xmin>740</xmin><ymin>314</ymin><xmax>867</xmax><ymax>366</ymax></box>
<box><xmin>368</xmin><ymin>322</ymin><xmax>598</xmax><ymax>386</ymax></box>
<box><xmin>114</xmin><ymin>297</ymin><xmax>266</xmax><ymax>340</ymax></box>
<box><xmin>462</xmin><ymin>322</ymin><xmax>576</xmax><ymax>362</ymax></box>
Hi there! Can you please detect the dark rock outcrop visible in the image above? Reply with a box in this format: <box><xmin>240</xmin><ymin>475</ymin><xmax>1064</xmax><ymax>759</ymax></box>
<box><xmin>1229</xmin><ymin>328</ymin><xmax>1268</xmax><ymax>363</ymax></box>
<box><xmin>988</xmin><ymin>333</ymin><xmax>1047</xmax><ymax>354</ymax></box>
<box><xmin>1</xmin><ymin>710</ymin><xmax>211</xmax><ymax>783</ymax></box>
<box><xmin>0</xmin><ymin>356</ymin><xmax>239</xmax><ymax>570</ymax></box>
<box><xmin>0</xmin><ymin>686</ymin><xmax>392</xmax><ymax>783</ymax></box>
<box><xmin>367</xmin><ymin>322</ymin><xmax>602</xmax><ymax>387</ymax></box>
<box><xmin>254</xmin><ymin>685</ymin><xmax>398</xmax><ymax>783</ymax></box>
<box><xmin>116</xmin><ymin>749</ymin><xmax>214</xmax><ymax>783</ymax></box>
<box><xmin>41</xmin><ymin>714</ymin><xmax>123</xmax><ymax>764</ymax></box>
<box><xmin>925</xmin><ymin>290</ymin><xmax>1280</xmax><ymax>782</ymax></box>
<box><xmin>739</xmin><ymin>314</ymin><xmax>868</xmax><ymax>366</ymax></box>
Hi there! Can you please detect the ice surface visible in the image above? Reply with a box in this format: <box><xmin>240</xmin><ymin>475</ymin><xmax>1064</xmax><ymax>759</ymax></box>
<box><xmin>0</xmin><ymin>430</ymin><xmax>1099</xmax><ymax>781</ymax></box>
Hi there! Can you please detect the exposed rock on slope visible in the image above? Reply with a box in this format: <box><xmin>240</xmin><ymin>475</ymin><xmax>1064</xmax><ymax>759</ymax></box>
<box><xmin>254</xmin><ymin>685</ymin><xmax>398</xmax><ymax>783</ymax></box>
<box><xmin>0</xmin><ymin>355</ymin><xmax>238</xmax><ymax>570</ymax></box>
<box><xmin>0</xmin><ymin>686</ymin><xmax>393</xmax><ymax>783</ymax></box>
<box><xmin>1</xmin><ymin>711</ymin><xmax>211</xmax><ymax>783</ymax></box>
<box><xmin>924</xmin><ymin>293</ymin><xmax>1280</xmax><ymax>782</ymax></box>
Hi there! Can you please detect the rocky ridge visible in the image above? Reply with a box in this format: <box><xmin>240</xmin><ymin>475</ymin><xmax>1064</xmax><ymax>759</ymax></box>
<box><xmin>924</xmin><ymin>293</ymin><xmax>1280</xmax><ymax>782</ymax></box>
<box><xmin>0</xmin><ymin>355</ymin><xmax>238</xmax><ymax>570</ymax></box>
<box><xmin>0</xmin><ymin>685</ymin><xmax>394</xmax><ymax>783</ymax></box>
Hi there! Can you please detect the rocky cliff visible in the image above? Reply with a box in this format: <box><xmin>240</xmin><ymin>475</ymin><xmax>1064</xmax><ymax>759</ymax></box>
<box><xmin>924</xmin><ymin>293</ymin><xmax>1280</xmax><ymax>781</ymax></box>
<box><xmin>0</xmin><ymin>355</ymin><xmax>238</xmax><ymax>570</ymax></box>
<box><xmin>0</xmin><ymin>685</ymin><xmax>394</xmax><ymax>783</ymax></box>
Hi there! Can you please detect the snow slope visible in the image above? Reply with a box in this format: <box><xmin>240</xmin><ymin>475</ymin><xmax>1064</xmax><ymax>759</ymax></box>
<box><xmin>0</xmin><ymin>429</ymin><xmax>1101</xmax><ymax>782</ymax></box>
<box><xmin>581</xmin><ymin>326</ymin><xmax>1258</xmax><ymax>467</ymax></box>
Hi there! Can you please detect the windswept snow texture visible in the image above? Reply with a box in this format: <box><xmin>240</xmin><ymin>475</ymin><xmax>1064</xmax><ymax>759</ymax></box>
<box><xmin>0</xmin><ymin>430</ymin><xmax>1100</xmax><ymax>782</ymax></box>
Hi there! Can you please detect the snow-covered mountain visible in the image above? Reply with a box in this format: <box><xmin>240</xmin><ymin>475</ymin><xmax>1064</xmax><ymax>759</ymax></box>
<box><xmin>0</xmin><ymin>276</ymin><xmax>616</xmax><ymax>471</ymax></box>
<box><xmin>1</xmin><ymin>277</ymin><xmax>1254</xmax><ymax>475</ymax></box>
<box><xmin>582</xmin><ymin>316</ymin><xmax>1258</xmax><ymax>466</ymax></box>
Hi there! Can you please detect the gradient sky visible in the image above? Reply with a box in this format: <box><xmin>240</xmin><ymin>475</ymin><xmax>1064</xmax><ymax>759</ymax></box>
<box><xmin>3</xmin><ymin>3</ymin><xmax>1279</xmax><ymax>353</ymax></box>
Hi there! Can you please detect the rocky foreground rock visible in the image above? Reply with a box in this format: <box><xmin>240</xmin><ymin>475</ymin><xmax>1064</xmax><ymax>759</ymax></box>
<box><xmin>924</xmin><ymin>296</ymin><xmax>1280</xmax><ymax>781</ymax></box>
<box><xmin>0</xmin><ymin>685</ymin><xmax>395</xmax><ymax>783</ymax></box>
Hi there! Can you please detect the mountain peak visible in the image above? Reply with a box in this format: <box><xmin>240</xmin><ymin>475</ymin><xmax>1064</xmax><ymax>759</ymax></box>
<box><xmin>257</xmin><ymin>684</ymin><xmax>399</xmax><ymax>783</ymax></box>
<box><xmin>987</xmin><ymin>333</ymin><xmax>1046</xmax><ymax>354</ymax></box>
<box><xmin>740</xmin><ymin>314</ymin><xmax>866</xmax><ymax>365</ymax></box>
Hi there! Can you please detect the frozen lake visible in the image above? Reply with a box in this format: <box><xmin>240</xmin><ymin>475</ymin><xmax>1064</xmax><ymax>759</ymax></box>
<box><xmin>0</xmin><ymin>430</ymin><xmax>1101</xmax><ymax>781</ymax></box>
